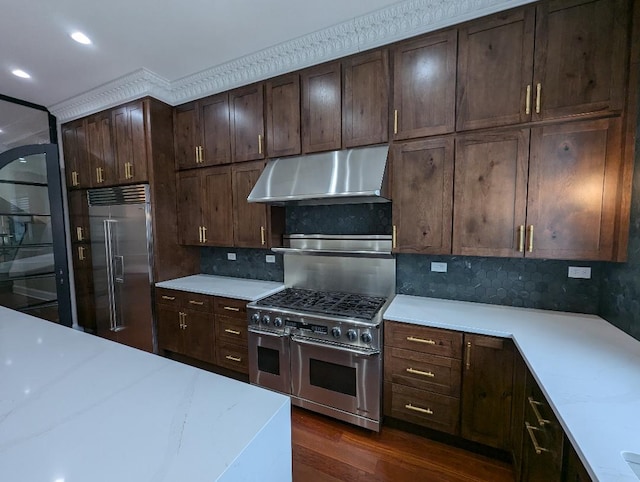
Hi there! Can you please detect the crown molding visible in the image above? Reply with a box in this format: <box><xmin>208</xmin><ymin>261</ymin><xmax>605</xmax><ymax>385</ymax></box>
<box><xmin>50</xmin><ymin>0</ymin><xmax>535</xmax><ymax>122</ymax></box>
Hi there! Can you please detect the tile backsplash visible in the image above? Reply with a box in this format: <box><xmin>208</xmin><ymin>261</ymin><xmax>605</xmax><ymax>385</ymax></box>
<box><xmin>200</xmin><ymin>247</ymin><xmax>283</xmax><ymax>282</ymax></box>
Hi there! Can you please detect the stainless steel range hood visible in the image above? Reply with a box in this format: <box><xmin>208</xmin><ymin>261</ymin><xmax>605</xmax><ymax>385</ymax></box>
<box><xmin>247</xmin><ymin>144</ymin><xmax>390</xmax><ymax>205</ymax></box>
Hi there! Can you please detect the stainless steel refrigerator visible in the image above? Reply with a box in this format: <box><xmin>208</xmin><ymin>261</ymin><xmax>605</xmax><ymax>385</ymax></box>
<box><xmin>88</xmin><ymin>184</ymin><xmax>154</xmax><ymax>352</ymax></box>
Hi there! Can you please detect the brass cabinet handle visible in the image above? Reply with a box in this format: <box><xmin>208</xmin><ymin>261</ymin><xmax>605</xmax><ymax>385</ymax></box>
<box><xmin>178</xmin><ymin>312</ymin><xmax>184</xmax><ymax>329</ymax></box>
<box><xmin>518</xmin><ymin>225</ymin><xmax>525</xmax><ymax>252</ymax></box>
<box><xmin>392</xmin><ymin>225</ymin><xmax>397</xmax><ymax>249</ymax></box>
<box><xmin>223</xmin><ymin>306</ymin><xmax>240</xmax><ymax>312</ymax></box>
<box><xmin>225</xmin><ymin>355</ymin><xmax>242</xmax><ymax>363</ymax></box>
<box><xmin>180</xmin><ymin>312</ymin><xmax>188</xmax><ymax>329</ymax></box>
<box><xmin>123</xmin><ymin>163</ymin><xmax>128</xmax><ymax>179</ymax></box>
<box><xmin>406</xmin><ymin>336</ymin><xmax>436</xmax><ymax>345</ymax></box>
<box><xmin>528</xmin><ymin>397</ymin><xmax>551</xmax><ymax>426</ymax></box>
<box><xmin>197</xmin><ymin>146</ymin><xmax>204</xmax><ymax>163</ymax></box>
<box><xmin>393</xmin><ymin>109</ymin><xmax>399</xmax><ymax>134</ymax></box>
<box><xmin>405</xmin><ymin>403</ymin><xmax>433</xmax><ymax>415</ymax></box>
<box><xmin>195</xmin><ymin>146</ymin><xmax>199</xmax><ymax>163</ymax></box>
<box><xmin>527</xmin><ymin>225</ymin><xmax>534</xmax><ymax>252</ymax></box>
<box><xmin>260</xmin><ymin>226</ymin><xmax>266</xmax><ymax>246</ymax></box>
<box><xmin>96</xmin><ymin>167</ymin><xmax>100</xmax><ymax>183</ymax></box>
<box><xmin>161</xmin><ymin>295</ymin><xmax>176</xmax><ymax>301</ymax></box>
<box><xmin>72</xmin><ymin>171</ymin><xmax>79</xmax><ymax>186</ymax></box>
<box><xmin>535</xmin><ymin>83</ymin><xmax>542</xmax><ymax>114</ymax></box>
<box><xmin>201</xmin><ymin>225</ymin><xmax>207</xmax><ymax>243</ymax></box>
<box><xmin>258</xmin><ymin>134</ymin><xmax>263</xmax><ymax>155</ymax></box>
<box><xmin>198</xmin><ymin>226</ymin><xmax>203</xmax><ymax>243</ymax></box>
<box><xmin>525</xmin><ymin>84</ymin><xmax>531</xmax><ymax>115</ymax></box>
<box><xmin>525</xmin><ymin>422</ymin><xmax>550</xmax><ymax>455</ymax></box>
<box><xmin>406</xmin><ymin>367</ymin><xmax>435</xmax><ymax>378</ymax></box>
<box><xmin>76</xmin><ymin>226</ymin><xmax>84</xmax><ymax>242</ymax></box>
<box><xmin>189</xmin><ymin>300</ymin><xmax>205</xmax><ymax>306</ymax></box>
<box><xmin>465</xmin><ymin>341</ymin><xmax>472</xmax><ymax>370</ymax></box>
<box><xmin>224</xmin><ymin>328</ymin><xmax>241</xmax><ymax>335</ymax></box>
<box><xmin>78</xmin><ymin>246</ymin><xmax>85</xmax><ymax>261</ymax></box>
<box><xmin>128</xmin><ymin>162</ymin><xmax>134</xmax><ymax>179</ymax></box>
<box><xmin>99</xmin><ymin>167</ymin><xmax>104</xmax><ymax>183</ymax></box>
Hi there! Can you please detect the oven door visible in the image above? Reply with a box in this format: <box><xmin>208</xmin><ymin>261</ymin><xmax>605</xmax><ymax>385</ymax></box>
<box><xmin>248</xmin><ymin>328</ymin><xmax>291</xmax><ymax>394</ymax></box>
<box><xmin>291</xmin><ymin>335</ymin><xmax>381</xmax><ymax>421</ymax></box>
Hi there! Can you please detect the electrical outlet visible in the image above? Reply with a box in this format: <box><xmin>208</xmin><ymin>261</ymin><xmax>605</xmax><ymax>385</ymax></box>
<box><xmin>265</xmin><ymin>255</ymin><xmax>276</xmax><ymax>264</ymax></box>
<box><xmin>568</xmin><ymin>266</ymin><xmax>591</xmax><ymax>279</ymax></box>
<box><xmin>227</xmin><ymin>253</ymin><xmax>236</xmax><ymax>261</ymax></box>
<box><xmin>431</xmin><ymin>262</ymin><xmax>448</xmax><ymax>273</ymax></box>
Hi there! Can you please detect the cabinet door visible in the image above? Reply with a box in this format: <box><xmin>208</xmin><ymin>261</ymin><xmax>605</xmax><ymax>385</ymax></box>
<box><xmin>72</xmin><ymin>244</ymin><xmax>95</xmax><ymax>333</ymax></box>
<box><xmin>461</xmin><ymin>334</ymin><xmax>515</xmax><ymax>450</ymax></box>
<box><xmin>301</xmin><ymin>62</ymin><xmax>341</xmax><ymax>153</ymax></box>
<box><xmin>230</xmin><ymin>84</ymin><xmax>265</xmax><ymax>162</ymax></box>
<box><xmin>342</xmin><ymin>49</ymin><xmax>389</xmax><ymax>148</ymax></box>
<box><xmin>393</xmin><ymin>29</ymin><xmax>457</xmax><ymax>140</ymax></box>
<box><xmin>391</xmin><ymin>137</ymin><xmax>453</xmax><ymax>254</ymax></box>
<box><xmin>201</xmin><ymin>166</ymin><xmax>233</xmax><ymax>246</ymax></box>
<box><xmin>457</xmin><ymin>7</ymin><xmax>535</xmax><ymax>131</ymax></box>
<box><xmin>526</xmin><ymin>118</ymin><xmax>621</xmax><ymax>260</ymax></box>
<box><xmin>156</xmin><ymin>304</ymin><xmax>183</xmax><ymax>355</ymax></box>
<box><xmin>174</xmin><ymin>102</ymin><xmax>199</xmax><ymax>170</ymax></box>
<box><xmin>200</xmin><ymin>93</ymin><xmax>232</xmax><ymax>166</ymax></box>
<box><xmin>176</xmin><ymin>170</ymin><xmax>203</xmax><ymax>246</ymax></box>
<box><xmin>68</xmin><ymin>190</ymin><xmax>90</xmax><ymax>243</ymax></box>
<box><xmin>453</xmin><ymin>129</ymin><xmax>530</xmax><ymax>257</ymax></box>
<box><xmin>113</xmin><ymin>100</ymin><xmax>148</xmax><ymax>183</ymax></box>
<box><xmin>232</xmin><ymin>160</ymin><xmax>268</xmax><ymax>248</ymax></box>
<box><xmin>86</xmin><ymin>111</ymin><xmax>115</xmax><ymax>187</ymax></box>
<box><xmin>62</xmin><ymin>119</ymin><xmax>89</xmax><ymax>189</ymax></box>
<box><xmin>266</xmin><ymin>73</ymin><xmax>301</xmax><ymax>157</ymax></box>
<box><xmin>533</xmin><ymin>0</ymin><xmax>627</xmax><ymax>121</ymax></box>
<box><xmin>183</xmin><ymin>311</ymin><xmax>215</xmax><ymax>364</ymax></box>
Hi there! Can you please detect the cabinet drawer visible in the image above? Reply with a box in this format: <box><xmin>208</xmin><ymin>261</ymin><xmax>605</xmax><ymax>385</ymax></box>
<box><xmin>213</xmin><ymin>296</ymin><xmax>247</xmax><ymax>319</ymax></box>
<box><xmin>384</xmin><ymin>347</ymin><xmax>461</xmax><ymax>397</ymax></box>
<box><xmin>389</xmin><ymin>383</ymin><xmax>460</xmax><ymax>435</ymax></box>
<box><xmin>385</xmin><ymin>321</ymin><xmax>463</xmax><ymax>358</ymax></box>
<box><xmin>156</xmin><ymin>288</ymin><xmax>182</xmax><ymax>306</ymax></box>
<box><xmin>183</xmin><ymin>292</ymin><xmax>213</xmax><ymax>313</ymax></box>
<box><xmin>216</xmin><ymin>316</ymin><xmax>248</xmax><ymax>346</ymax></box>
<box><xmin>216</xmin><ymin>341</ymin><xmax>249</xmax><ymax>374</ymax></box>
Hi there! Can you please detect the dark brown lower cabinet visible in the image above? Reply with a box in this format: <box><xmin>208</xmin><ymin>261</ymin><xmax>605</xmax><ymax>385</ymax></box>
<box><xmin>72</xmin><ymin>243</ymin><xmax>95</xmax><ymax>333</ymax></box>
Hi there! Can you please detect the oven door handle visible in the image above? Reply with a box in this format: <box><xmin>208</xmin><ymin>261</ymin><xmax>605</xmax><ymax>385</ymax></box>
<box><xmin>248</xmin><ymin>328</ymin><xmax>287</xmax><ymax>338</ymax></box>
<box><xmin>291</xmin><ymin>335</ymin><xmax>380</xmax><ymax>357</ymax></box>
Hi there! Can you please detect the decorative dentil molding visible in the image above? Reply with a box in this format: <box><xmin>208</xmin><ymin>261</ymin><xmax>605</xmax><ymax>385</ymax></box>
<box><xmin>50</xmin><ymin>0</ymin><xmax>535</xmax><ymax>122</ymax></box>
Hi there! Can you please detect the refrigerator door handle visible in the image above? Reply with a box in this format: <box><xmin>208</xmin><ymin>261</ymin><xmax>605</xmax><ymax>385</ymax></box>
<box><xmin>104</xmin><ymin>219</ymin><xmax>117</xmax><ymax>331</ymax></box>
<box><xmin>114</xmin><ymin>255</ymin><xmax>125</xmax><ymax>283</ymax></box>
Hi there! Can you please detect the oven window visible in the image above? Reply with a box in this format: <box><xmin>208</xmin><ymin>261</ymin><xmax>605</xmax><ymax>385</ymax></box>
<box><xmin>309</xmin><ymin>359</ymin><xmax>356</xmax><ymax>397</ymax></box>
<box><xmin>257</xmin><ymin>346</ymin><xmax>280</xmax><ymax>375</ymax></box>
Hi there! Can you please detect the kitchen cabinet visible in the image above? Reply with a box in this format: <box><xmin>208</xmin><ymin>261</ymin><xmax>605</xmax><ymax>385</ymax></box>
<box><xmin>214</xmin><ymin>297</ymin><xmax>249</xmax><ymax>374</ymax></box>
<box><xmin>68</xmin><ymin>190</ymin><xmax>90</xmax><ymax>243</ymax></box>
<box><xmin>342</xmin><ymin>49</ymin><xmax>389</xmax><ymax>148</ymax></box>
<box><xmin>265</xmin><ymin>74</ymin><xmax>301</xmax><ymax>157</ymax></box>
<box><xmin>112</xmin><ymin>99</ymin><xmax>148</xmax><ymax>184</ymax></box>
<box><xmin>156</xmin><ymin>288</ymin><xmax>215</xmax><ymax>363</ymax></box>
<box><xmin>453</xmin><ymin>118</ymin><xmax>622</xmax><ymax>260</ymax></box>
<box><xmin>461</xmin><ymin>334</ymin><xmax>515</xmax><ymax>450</ymax></box>
<box><xmin>86</xmin><ymin>111</ymin><xmax>115</xmax><ymax>187</ymax></box>
<box><xmin>301</xmin><ymin>61</ymin><xmax>342</xmax><ymax>153</ymax></box>
<box><xmin>391</xmin><ymin>137</ymin><xmax>453</xmax><ymax>254</ymax></box>
<box><xmin>384</xmin><ymin>321</ymin><xmax>463</xmax><ymax>435</ymax></box>
<box><xmin>176</xmin><ymin>165</ymin><xmax>233</xmax><ymax>246</ymax></box>
<box><xmin>174</xmin><ymin>93</ymin><xmax>231</xmax><ymax>169</ymax></box>
<box><xmin>71</xmin><ymin>239</ymin><xmax>95</xmax><ymax>333</ymax></box>
<box><xmin>230</xmin><ymin>84</ymin><xmax>265</xmax><ymax>162</ymax></box>
<box><xmin>62</xmin><ymin>118</ymin><xmax>90</xmax><ymax>189</ymax></box>
<box><xmin>232</xmin><ymin>160</ymin><xmax>285</xmax><ymax>248</ymax></box>
<box><xmin>392</xmin><ymin>29</ymin><xmax>457</xmax><ymax>140</ymax></box>
<box><xmin>456</xmin><ymin>0</ymin><xmax>627</xmax><ymax>131</ymax></box>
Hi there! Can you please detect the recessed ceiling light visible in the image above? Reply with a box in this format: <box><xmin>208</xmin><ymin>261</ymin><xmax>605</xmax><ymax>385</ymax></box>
<box><xmin>12</xmin><ymin>69</ymin><xmax>31</xmax><ymax>79</ymax></box>
<box><xmin>71</xmin><ymin>32</ymin><xmax>92</xmax><ymax>45</ymax></box>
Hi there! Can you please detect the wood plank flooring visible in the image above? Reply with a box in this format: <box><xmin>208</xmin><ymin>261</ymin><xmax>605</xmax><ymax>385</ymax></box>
<box><xmin>292</xmin><ymin>407</ymin><xmax>515</xmax><ymax>482</ymax></box>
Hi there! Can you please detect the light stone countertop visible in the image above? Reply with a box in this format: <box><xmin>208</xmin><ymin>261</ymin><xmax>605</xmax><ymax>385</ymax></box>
<box><xmin>0</xmin><ymin>307</ymin><xmax>291</xmax><ymax>482</ymax></box>
<box><xmin>384</xmin><ymin>294</ymin><xmax>640</xmax><ymax>482</ymax></box>
<box><xmin>155</xmin><ymin>274</ymin><xmax>285</xmax><ymax>301</ymax></box>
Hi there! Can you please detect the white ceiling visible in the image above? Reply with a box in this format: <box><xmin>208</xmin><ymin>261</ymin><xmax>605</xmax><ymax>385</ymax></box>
<box><xmin>0</xmin><ymin>0</ymin><xmax>534</xmax><ymax>124</ymax></box>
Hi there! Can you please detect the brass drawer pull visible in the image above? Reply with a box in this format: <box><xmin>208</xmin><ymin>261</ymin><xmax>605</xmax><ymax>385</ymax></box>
<box><xmin>405</xmin><ymin>403</ymin><xmax>433</xmax><ymax>415</ymax></box>
<box><xmin>260</xmin><ymin>226</ymin><xmax>266</xmax><ymax>246</ymax></box>
<box><xmin>224</xmin><ymin>328</ymin><xmax>241</xmax><ymax>335</ymax></box>
<box><xmin>161</xmin><ymin>295</ymin><xmax>176</xmax><ymax>301</ymax></box>
<box><xmin>518</xmin><ymin>225</ymin><xmax>525</xmax><ymax>252</ymax></box>
<box><xmin>392</xmin><ymin>225</ymin><xmax>397</xmax><ymax>249</ymax></box>
<box><xmin>406</xmin><ymin>367</ymin><xmax>435</xmax><ymax>378</ymax></box>
<box><xmin>189</xmin><ymin>300</ymin><xmax>205</xmax><ymax>306</ymax></box>
<box><xmin>525</xmin><ymin>422</ymin><xmax>549</xmax><ymax>455</ymax></box>
<box><xmin>528</xmin><ymin>397</ymin><xmax>550</xmax><ymax>426</ymax></box>
<box><xmin>393</xmin><ymin>109</ymin><xmax>399</xmax><ymax>134</ymax></box>
<box><xmin>258</xmin><ymin>134</ymin><xmax>263</xmax><ymax>155</ymax></box>
<box><xmin>527</xmin><ymin>225</ymin><xmax>534</xmax><ymax>252</ymax></box>
<box><xmin>535</xmin><ymin>83</ymin><xmax>542</xmax><ymax>114</ymax></box>
<box><xmin>465</xmin><ymin>341</ymin><xmax>472</xmax><ymax>370</ymax></box>
<box><xmin>223</xmin><ymin>306</ymin><xmax>240</xmax><ymax>312</ymax></box>
<box><xmin>525</xmin><ymin>84</ymin><xmax>531</xmax><ymax>115</ymax></box>
<box><xmin>76</xmin><ymin>226</ymin><xmax>84</xmax><ymax>241</ymax></box>
<box><xmin>78</xmin><ymin>246</ymin><xmax>86</xmax><ymax>261</ymax></box>
<box><xmin>406</xmin><ymin>336</ymin><xmax>436</xmax><ymax>345</ymax></box>
<box><xmin>225</xmin><ymin>355</ymin><xmax>242</xmax><ymax>363</ymax></box>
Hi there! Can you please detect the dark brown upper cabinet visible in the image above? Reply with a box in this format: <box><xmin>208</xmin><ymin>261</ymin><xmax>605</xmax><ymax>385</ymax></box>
<box><xmin>301</xmin><ymin>62</ymin><xmax>342</xmax><ymax>153</ymax></box>
<box><xmin>62</xmin><ymin>118</ymin><xmax>89</xmax><ymax>189</ymax></box>
<box><xmin>230</xmin><ymin>84</ymin><xmax>265</xmax><ymax>162</ymax></box>
<box><xmin>112</xmin><ymin>99</ymin><xmax>148</xmax><ymax>184</ymax></box>
<box><xmin>392</xmin><ymin>29</ymin><xmax>457</xmax><ymax>140</ymax></box>
<box><xmin>266</xmin><ymin>74</ymin><xmax>301</xmax><ymax>157</ymax></box>
<box><xmin>391</xmin><ymin>137</ymin><xmax>453</xmax><ymax>255</ymax></box>
<box><xmin>174</xmin><ymin>94</ymin><xmax>232</xmax><ymax>170</ymax></box>
<box><xmin>342</xmin><ymin>49</ymin><xmax>390</xmax><ymax>148</ymax></box>
<box><xmin>86</xmin><ymin>111</ymin><xmax>115</xmax><ymax>187</ymax></box>
<box><xmin>68</xmin><ymin>190</ymin><xmax>91</xmax><ymax>243</ymax></box>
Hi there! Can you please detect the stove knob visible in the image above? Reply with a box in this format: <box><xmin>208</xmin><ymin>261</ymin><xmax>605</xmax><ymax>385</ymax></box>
<box><xmin>361</xmin><ymin>332</ymin><xmax>373</xmax><ymax>344</ymax></box>
<box><xmin>250</xmin><ymin>313</ymin><xmax>260</xmax><ymax>324</ymax></box>
<box><xmin>273</xmin><ymin>317</ymin><xmax>283</xmax><ymax>328</ymax></box>
<box><xmin>346</xmin><ymin>329</ymin><xmax>358</xmax><ymax>342</ymax></box>
<box><xmin>262</xmin><ymin>314</ymin><xmax>271</xmax><ymax>325</ymax></box>
<box><xmin>331</xmin><ymin>327</ymin><xmax>341</xmax><ymax>339</ymax></box>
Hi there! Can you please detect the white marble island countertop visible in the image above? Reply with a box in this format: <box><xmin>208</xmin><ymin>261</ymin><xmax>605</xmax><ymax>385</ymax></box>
<box><xmin>0</xmin><ymin>307</ymin><xmax>291</xmax><ymax>482</ymax></box>
<box><xmin>384</xmin><ymin>295</ymin><xmax>640</xmax><ymax>482</ymax></box>
<box><xmin>155</xmin><ymin>274</ymin><xmax>284</xmax><ymax>301</ymax></box>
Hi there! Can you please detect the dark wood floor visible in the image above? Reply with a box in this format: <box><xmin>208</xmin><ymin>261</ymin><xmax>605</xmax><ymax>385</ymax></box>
<box><xmin>292</xmin><ymin>407</ymin><xmax>515</xmax><ymax>482</ymax></box>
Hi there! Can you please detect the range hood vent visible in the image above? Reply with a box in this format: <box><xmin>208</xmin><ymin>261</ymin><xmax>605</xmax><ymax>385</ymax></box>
<box><xmin>247</xmin><ymin>144</ymin><xmax>390</xmax><ymax>205</ymax></box>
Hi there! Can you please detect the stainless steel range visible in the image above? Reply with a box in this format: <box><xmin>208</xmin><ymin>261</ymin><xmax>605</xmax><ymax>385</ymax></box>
<box><xmin>247</xmin><ymin>234</ymin><xmax>395</xmax><ymax>431</ymax></box>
